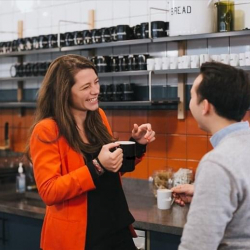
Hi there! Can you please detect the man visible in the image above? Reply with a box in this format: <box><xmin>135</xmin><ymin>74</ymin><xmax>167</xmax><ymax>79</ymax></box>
<box><xmin>172</xmin><ymin>62</ymin><xmax>250</xmax><ymax>250</ymax></box>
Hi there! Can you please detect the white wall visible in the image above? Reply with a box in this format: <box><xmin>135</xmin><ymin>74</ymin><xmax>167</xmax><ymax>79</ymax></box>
<box><xmin>0</xmin><ymin>0</ymin><xmax>250</xmax><ymax>90</ymax></box>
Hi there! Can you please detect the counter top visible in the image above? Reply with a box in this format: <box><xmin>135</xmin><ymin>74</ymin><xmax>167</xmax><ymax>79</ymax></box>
<box><xmin>0</xmin><ymin>178</ymin><xmax>188</xmax><ymax>235</ymax></box>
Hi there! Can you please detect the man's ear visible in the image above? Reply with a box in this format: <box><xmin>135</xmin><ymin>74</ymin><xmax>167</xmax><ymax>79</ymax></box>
<box><xmin>202</xmin><ymin>99</ymin><xmax>210</xmax><ymax>115</ymax></box>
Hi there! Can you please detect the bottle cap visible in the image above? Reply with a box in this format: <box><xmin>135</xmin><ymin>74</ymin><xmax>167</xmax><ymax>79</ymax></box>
<box><xmin>18</xmin><ymin>162</ymin><xmax>23</xmax><ymax>174</ymax></box>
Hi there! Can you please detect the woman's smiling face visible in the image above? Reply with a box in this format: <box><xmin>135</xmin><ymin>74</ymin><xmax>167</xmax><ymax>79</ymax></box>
<box><xmin>70</xmin><ymin>68</ymin><xmax>100</xmax><ymax>113</ymax></box>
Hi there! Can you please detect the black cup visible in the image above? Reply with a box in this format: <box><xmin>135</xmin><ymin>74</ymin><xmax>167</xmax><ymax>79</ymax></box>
<box><xmin>39</xmin><ymin>35</ymin><xmax>49</xmax><ymax>49</ymax></box>
<box><xmin>73</xmin><ymin>31</ymin><xmax>83</xmax><ymax>46</ymax></box>
<box><xmin>141</xmin><ymin>22</ymin><xmax>149</xmax><ymax>38</ymax></box>
<box><xmin>96</xmin><ymin>56</ymin><xmax>111</xmax><ymax>73</ymax></box>
<box><xmin>91</xmin><ymin>29</ymin><xmax>102</xmax><ymax>43</ymax></box>
<box><xmin>165</xmin><ymin>22</ymin><xmax>169</xmax><ymax>37</ymax></box>
<box><xmin>101</xmin><ymin>27</ymin><xmax>111</xmax><ymax>43</ymax></box>
<box><xmin>110</xmin><ymin>56</ymin><xmax>119</xmax><ymax>72</ymax></box>
<box><xmin>48</xmin><ymin>34</ymin><xmax>58</xmax><ymax>48</ymax></box>
<box><xmin>118</xmin><ymin>55</ymin><xmax>128</xmax><ymax>71</ymax></box>
<box><xmin>32</xmin><ymin>37</ymin><xmax>39</xmax><ymax>49</ymax></box>
<box><xmin>117</xmin><ymin>141</ymin><xmax>136</xmax><ymax>172</ymax></box>
<box><xmin>83</xmin><ymin>30</ymin><xmax>92</xmax><ymax>44</ymax></box>
<box><xmin>133</xmin><ymin>24</ymin><xmax>142</xmax><ymax>39</ymax></box>
<box><xmin>120</xmin><ymin>83</ymin><xmax>135</xmax><ymax>101</ymax></box>
<box><xmin>12</xmin><ymin>40</ymin><xmax>18</xmax><ymax>52</ymax></box>
<box><xmin>17</xmin><ymin>38</ymin><xmax>25</xmax><ymax>51</ymax></box>
<box><xmin>109</xmin><ymin>26</ymin><xmax>117</xmax><ymax>41</ymax></box>
<box><xmin>138</xmin><ymin>54</ymin><xmax>148</xmax><ymax>70</ymax></box>
<box><xmin>10</xmin><ymin>64</ymin><xmax>19</xmax><ymax>77</ymax></box>
<box><xmin>100</xmin><ymin>84</ymin><xmax>112</xmax><ymax>102</ymax></box>
<box><xmin>32</xmin><ymin>63</ymin><xmax>39</xmax><ymax>76</ymax></box>
<box><xmin>128</xmin><ymin>55</ymin><xmax>139</xmax><ymax>71</ymax></box>
<box><xmin>25</xmin><ymin>37</ymin><xmax>33</xmax><ymax>50</ymax></box>
<box><xmin>110</xmin><ymin>84</ymin><xmax>122</xmax><ymax>101</ymax></box>
<box><xmin>23</xmin><ymin>63</ymin><xmax>33</xmax><ymax>76</ymax></box>
<box><xmin>65</xmin><ymin>32</ymin><xmax>74</xmax><ymax>46</ymax></box>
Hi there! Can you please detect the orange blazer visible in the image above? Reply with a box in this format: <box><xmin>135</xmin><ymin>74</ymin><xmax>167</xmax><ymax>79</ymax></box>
<box><xmin>30</xmin><ymin>109</ymin><xmax>136</xmax><ymax>250</ymax></box>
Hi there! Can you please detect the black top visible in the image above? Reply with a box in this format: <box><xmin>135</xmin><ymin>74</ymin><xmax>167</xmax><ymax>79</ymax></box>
<box><xmin>85</xmin><ymin>152</ymin><xmax>135</xmax><ymax>248</ymax></box>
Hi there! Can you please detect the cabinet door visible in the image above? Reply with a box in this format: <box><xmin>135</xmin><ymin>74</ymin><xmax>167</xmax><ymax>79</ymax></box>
<box><xmin>4</xmin><ymin>213</ymin><xmax>43</xmax><ymax>250</ymax></box>
<box><xmin>150</xmin><ymin>231</ymin><xmax>181</xmax><ymax>250</ymax></box>
<box><xmin>0</xmin><ymin>212</ymin><xmax>6</xmax><ymax>250</ymax></box>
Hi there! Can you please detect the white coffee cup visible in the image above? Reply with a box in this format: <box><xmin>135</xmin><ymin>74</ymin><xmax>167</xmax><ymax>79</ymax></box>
<box><xmin>200</xmin><ymin>54</ymin><xmax>211</xmax><ymax>66</ymax></box>
<box><xmin>211</xmin><ymin>54</ymin><xmax>221</xmax><ymax>62</ymax></box>
<box><xmin>157</xmin><ymin>189</ymin><xmax>173</xmax><ymax>210</ymax></box>
<box><xmin>170</xmin><ymin>57</ymin><xmax>178</xmax><ymax>69</ymax></box>
<box><xmin>190</xmin><ymin>55</ymin><xmax>200</xmax><ymax>68</ymax></box>
<box><xmin>154</xmin><ymin>57</ymin><xmax>162</xmax><ymax>70</ymax></box>
<box><xmin>245</xmin><ymin>52</ymin><xmax>250</xmax><ymax>66</ymax></box>
<box><xmin>239</xmin><ymin>53</ymin><xmax>246</xmax><ymax>66</ymax></box>
<box><xmin>182</xmin><ymin>55</ymin><xmax>191</xmax><ymax>69</ymax></box>
<box><xmin>229</xmin><ymin>53</ymin><xmax>239</xmax><ymax>66</ymax></box>
<box><xmin>220</xmin><ymin>54</ymin><xmax>230</xmax><ymax>65</ymax></box>
<box><xmin>162</xmin><ymin>57</ymin><xmax>170</xmax><ymax>70</ymax></box>
<box><xmin>147</xmin><ymin>58</ymin><xmax>155</xmax><ymax>71</ymax></box>
<box><xmin>177</xmin><ymin>56</ymin><xmax>183</xmax><ymax>69</ymax></box>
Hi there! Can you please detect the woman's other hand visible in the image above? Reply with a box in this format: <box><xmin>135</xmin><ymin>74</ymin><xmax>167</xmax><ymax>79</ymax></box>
<box><xmin>171</xmin><ymin>184</ymin><xmax>194</xmax><ymax>206</ymax></box>
<box><xmin>131</xmin><ymin>123</ymin><xmax>155</xmax><ymax>145</ymax></box>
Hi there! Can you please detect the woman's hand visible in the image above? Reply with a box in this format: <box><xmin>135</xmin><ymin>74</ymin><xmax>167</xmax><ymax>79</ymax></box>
<box><xmin>131</xmin><ymin>123</ymin><xmax>155</xmax><ymax>145</ymax></box>
<box><xmin>97</xmin><ymin>142</ymin><xmax>123</xmax><ymax>172</ymax></box>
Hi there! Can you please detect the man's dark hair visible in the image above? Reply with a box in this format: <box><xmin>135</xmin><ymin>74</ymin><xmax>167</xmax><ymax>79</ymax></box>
<box><xmin>196</xmin><ymin>62</ymin><xmax>250</xmax><ymax>121</ymax></box>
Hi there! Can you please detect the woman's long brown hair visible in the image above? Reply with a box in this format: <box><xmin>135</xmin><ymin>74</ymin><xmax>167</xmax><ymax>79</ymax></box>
<box><xmin>25</xmin><ymin>54</ymin><xmax>114</xmax><ymax>161</ymax></box>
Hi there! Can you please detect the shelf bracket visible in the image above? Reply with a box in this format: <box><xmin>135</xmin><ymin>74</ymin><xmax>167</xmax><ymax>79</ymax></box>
<box><xmin>177</xmin><ymin>41</ymin><xmax>186</xmax><ymax>119</ymax></box>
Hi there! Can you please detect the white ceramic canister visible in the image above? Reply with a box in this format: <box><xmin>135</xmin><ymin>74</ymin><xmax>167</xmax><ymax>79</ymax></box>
<box><xmin>169</xmin><ymin>0</ymin><xmax>216</xmax><ymax>36</ymax></box>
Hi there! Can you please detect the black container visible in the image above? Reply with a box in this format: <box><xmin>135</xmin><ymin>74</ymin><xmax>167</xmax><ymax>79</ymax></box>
<box><xmin>116</xmin><ymin>25</ymin><xmax>132</xmax><ymax>41</ymax></box>
<box><xmin>110</xmin><ymin>84</ymin><xmax>122</xmax><ymax>101</ymax></box>
<box><xmin>5</xmin><ymin>41</ymin><xmax>12</xmax><ymax>53</ymax></box>
<box><xmin>96</xmin><ymin>56</ymin><xmax>111</xmax><ymax>73</ymax></box>
<box><xmin>109</xmin><ymin>26</ymin><xmax>117</xmax><ymax>41</ymax></box>
<box><xmin>2</xmin><ymin>42</ymin><xmax>8</xmax><ymax>53</ymax></box>
<box><xmin>10</xmin><ymin>64</ymin><xmax>19</xmax><ymax>77</ymax></box>
<box><xmin>12</xmin><ymin>40</ymin><xmax>18</xmax><ymax>52</ymax></box>
<box><xmin>91</xmin><ymin>29</ymin><xmax>102</xmax><ymax>43</ymax></box>
<box><xmin>118</xmin><ymin>55</ymin><xmax>128</xmax><ymax>71</ymax></box>
<box><xmin>137</xmin><ymin>54</ymin><xmax>148</xmax><ymax>70</ymax></box>
<box><xmin>133</xmin><ymin>24</ymin><xmax>142</xmax><ymax>39</ymax></box>
<box><xmin>59</xmin><ymin>33</ymin><xmax>65</xmax><ymax>47</ymax></box>
<box><xmin>39</xmin><ymin>35</ymin><xmax>49</xmax><ymax>49</ymax></box>
<box><xmin>89</xmin><ymin>56</ymin><xmax>97</xmax><ymax>67</ymax></box>
<box><xmin>73</xmin><ymin>31</ymin><xmax>83</xmax><ymax>46</ymax></box>
<box><xmin>48</xmin><ymin>34</ymin><xmax>58</xmax><ymax>48</ymax></box>
<box><xmin>32</xmin><ymin>63</ymin><xmax>39</xmax><ymax>76</ymax></box>
<box><xmin>128</xmin><ymin>55</ymin><xmax>139</xmax><ymax>71</ymax></box>
<box><xmin>38</xmin><ymin>62</ymin><xmax>48</xmax><ymax>76</ymax></box>
<box><xmin>0</xmin><ymin>42</ymin><xmax>3</xmax><ymax>54</ymax></box>
<box><xmin>101</xmin><ymin>27</ymin><xmax>111</xmax><ymax>43</ymax></box>
<box><xmin>165</xmin><ymin>22</ymin><xmax>169</xmax><ymax>37</ymax></box>
<box><xmin>65</xmin><ymin>32</ymin><xmax>74</xmax><ymax>46</ymax></box>
<box><xmin>83</xmin><ymin>30</ymin><xmax>92</xmax><ymax>44</ymax></box>
<box><xmin>110</xmin><ymin>56</ymin><xmax>119</xmax><ymax>72</ymax></box>
<box><xmin>151</xmin><ymin>21</ymin><xmax>166</xmax><ymax>38</ymax></box>
<box><xmin>32</xmin><ymin>37</ymin><xmax>39</xmax><ymax>50</ymax></box>
<box><xmin>120</xmin><ymin>83</ymin><xmax>135</xmax><ymax>101</ymax></box>
<box><xmin>17</xmin><ymin>38</ymin><xmax>25</xmax><ymax>51</ymax></box>
<box><xmin>141</xmin><ymin>22</ymin><xmax>149</xmax><ymax>39</ymax></box>
<box><xmin>23</xmin><ymin>63</ymin><xmax>33</xmax><ymax>76</ymax></box>
<box><xmin>100</xmin><ymin>84</ymin><xmax>112</xmax><ymax>102</ymax></box>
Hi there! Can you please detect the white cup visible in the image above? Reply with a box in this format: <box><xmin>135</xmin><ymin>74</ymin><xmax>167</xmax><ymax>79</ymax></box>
<box><xmin>211</xmin><ymin>54</ymin><xmax>221</xmax><ymax>62</ymax></box>
<box><xmin>190</xmin><ymin>55</ymin><xmax>200</xmax><ymax>68</ymax></box>
<box><xmin>154</xmin><ymin>57</ymin><xmax>162</xmax><ymax>70</ymax></box>
<box><xmin>157</xmin><ymin>189</ymin><xmax>173</xmax><ymax>210</ymax></box>
<box><xmin>177</xmin><ymin>57</ymin><xmax>183</xmax><ymax>69</ymax></box>
<box><xmin>245</xmin><ymin>52</ymin><xmax>250</xmax><ymax>66</ymax></box>
<box><xmin>182</xmin><ymin>55</ymin><xmax>191</xmax><ymax>68</ymax></box>
<box><xmin>162</xmin><ymin>57</ymin><xmax>170</xmax><ymax>70</ymax></box>
<box><xmin>229</xmin><ymin>54</ymin><xmax>239</xmax><ymax>66</ymax></box>
<box><xmin>170</xmin><ymin>57</ymin><xmax>178</xmax><ymax>69</ymax></box>
<box><xmin>220</xmin><ymin>54</ymin><xmax>230</xmax><ymax>65</ymax></box>
<box><xmin>239</xmin><ymin>53</ymin><xmax>246</xmax><ymax>66</ymax></box>
<box><xmin>200</xmin><ymin>54</ymin><xmax>211</xmax><ymax>66</ymax></box>
<box><xmin>147</xmin><ymin>58</ymin><xmax>155</xmax><ymax>71</ymax></box>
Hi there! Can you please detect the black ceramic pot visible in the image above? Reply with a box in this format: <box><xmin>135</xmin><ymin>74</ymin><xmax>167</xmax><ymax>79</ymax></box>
<box><xmin>39</xmin><ymin>35</ymin><xmax>49</xmax><ymax>49</ymax></box>
<box><xmin>101</xmin><ymin>27</ymin><xmax>111</xmax><ymax>43</ymax></box>
<box><xmin>48</xmin><ymin>34</ymin><xmax>58</xmax><ymax>48</ymax></box>
<box><xmin>25</xmin><ymin>37</ymin><xmax>33</xmax><ymax>50</ymax></box>
<box><xmin>141</xmin><ymin>22</ymin><xmax>149</xmax><ymax>39</ymax></box>
<box><xmin>73</xmin><ymin>31</ymin><xmax>83</xmax><ymax>46</ymax></box>
<box><xmin>83</xmin><ymin>30</ymin><xmax>92</xmax><ymax>44</ymax></box>
<box><xmin>65</xmin><ymin>32</ymin><xmax>74</xmax><ymax>46</ymax></box>
<box><xmin>151</xmin><ymin>21</ymin><xmax>166</xmax><ymax>38</ymax></box>
<box><xmin>116</xmin><ymin>25</ymin><xmax>132</xmax><ymax>41</ymax></box>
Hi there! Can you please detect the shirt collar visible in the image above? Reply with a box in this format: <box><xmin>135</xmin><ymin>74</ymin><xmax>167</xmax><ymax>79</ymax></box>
<box><xmin>210</xmin><ymin>121</ymin><xmax>249</xmax><ymax>148</ymax></box>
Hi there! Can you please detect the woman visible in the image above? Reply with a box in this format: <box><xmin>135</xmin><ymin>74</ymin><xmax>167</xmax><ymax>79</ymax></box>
<box><xmin>26</xmin><ymin>54</ymin><xmax>155</xmax><ymax>250</ymax></box>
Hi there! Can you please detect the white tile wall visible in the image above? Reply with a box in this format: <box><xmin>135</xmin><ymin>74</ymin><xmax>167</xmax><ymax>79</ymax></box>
<box><xmin>0</xmin><ymin>0</ymin><xmax>250</xmax><ymax>91</ymax></box>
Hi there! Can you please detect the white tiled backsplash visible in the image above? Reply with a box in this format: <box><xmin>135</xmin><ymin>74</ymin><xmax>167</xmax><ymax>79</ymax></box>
<box><xmin>0</xmin><ymin>0</ymin><xmax>250</xmax><ymax>86</ymax></box>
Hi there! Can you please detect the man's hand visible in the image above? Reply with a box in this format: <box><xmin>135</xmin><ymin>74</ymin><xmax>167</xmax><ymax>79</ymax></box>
<box><xmin>171</xmin><ymin>184</ymin><xmax>194</xmax><ymax>206</ymax></box>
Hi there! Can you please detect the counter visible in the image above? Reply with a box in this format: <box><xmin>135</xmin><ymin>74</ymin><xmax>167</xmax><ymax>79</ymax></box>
<box><xmin>0</xmin><ymin>178</ymin><xmax>188</xmax><ymax>235</ymax></box>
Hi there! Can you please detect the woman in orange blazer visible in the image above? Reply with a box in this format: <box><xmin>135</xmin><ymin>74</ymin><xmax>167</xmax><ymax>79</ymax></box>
<box><xmin>27</xmin><ymin>54</ymin><xmax>155</xmax><ymax>250</ymax></box>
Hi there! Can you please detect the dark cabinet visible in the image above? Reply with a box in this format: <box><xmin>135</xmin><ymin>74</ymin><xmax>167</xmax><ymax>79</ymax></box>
<box><xmin>0</xmin><ymin>212</ymin><xmax>42</xmax><ymax>250</ymax></box>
